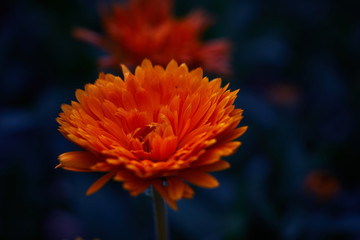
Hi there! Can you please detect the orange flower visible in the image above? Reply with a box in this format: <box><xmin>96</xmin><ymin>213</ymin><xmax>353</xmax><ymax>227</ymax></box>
<box><xmin>57</xmin><ymin>59</ymin><xmax>246</xmax><ymax>210</ymax></box>
<box><xmin>304</xmin><ymin>171</ymin><xmax>340</xmax><ymax>200</ymax></box>
<box><xmin>73</xmin><ymin>0</ymin><xmax>231</xmax><ymax>76</ymax></box>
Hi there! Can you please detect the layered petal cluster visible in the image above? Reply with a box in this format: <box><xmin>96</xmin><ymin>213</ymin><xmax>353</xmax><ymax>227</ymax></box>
<box><xmin>57</xmin><ymin>59</ymin><xmax>246</xmax><ymax>209</ymax></box>
<box><xmin>73</xmin><ymin>0</ymin><xmax>231</xmax><ymax>75</ymax></box>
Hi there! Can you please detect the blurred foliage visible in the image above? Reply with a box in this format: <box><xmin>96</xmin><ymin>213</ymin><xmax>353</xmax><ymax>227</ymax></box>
<box><xmin>1</xmin><ymin>0</ymin><xmax>360</xmax><ymax>239</ymax></box>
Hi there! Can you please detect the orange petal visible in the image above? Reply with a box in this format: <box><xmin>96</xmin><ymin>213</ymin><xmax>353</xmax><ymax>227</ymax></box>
<box><xmin>199</xmin><ymin>39</ymin><xmax>232</xmax><ymax>76</ymax></box>
<box><xmin>165</xmin><ymin>59</ymin><xmax>178</xmax><ymax>73</ymax></box>
<box><xmin>113</xmin><ymin>169</ymin><xmax>137</xmax><ymax>181</ymax></box>
<box><xmin>123</xmin><ymin>179</ymin><xmax>151</xmax><ymax>196</ymax></box>
<box><xmin>167</xmin><ymin>177</ymin><xmax>185</xmax><ymax>200</ymax></box>
<box><xmin>121</xmin><ymin>64</ymin><xmax>131</xmax><ymax>78</ymax></box>
<box><xmin>141</xmin><ymin>58</ymin><xmax>153</xmax><ymax>69</ymax></box>
<box><xmin>72</xmin><ymin>27</ymin><xmax>104</xmax><ymax>46</ymax></box>
<box><xmin>86</xmin><ymin>171</ymin><xmax>116</xmax><ymax>195</ymax></box>
<box><xmin>180</xmin><ymin>171</ymin><xmax>219</xmax><ymax>188</ymax></box>
<box><xmin>219</xmin><ymin>126</ymin><xmax>247</xmax><ymax>143</ymax></box>
<box><xmin>57</xmin><ymin>151</ymin><xmax>100</xmax><ymax>172</ymax></box>
<box><xmin>152</xmin><ymin>180</ymin><xmax>178</xmax><ymax>210</ymax></box>
<box><xmin>197</xmin><ymin>160</ymin><xmax>230</xmax><ymax>172</ymax></box>
<box><xmin>182</xmin><ymin>183</ymin><xmax>195</xmax><ymax>199</ymax></box>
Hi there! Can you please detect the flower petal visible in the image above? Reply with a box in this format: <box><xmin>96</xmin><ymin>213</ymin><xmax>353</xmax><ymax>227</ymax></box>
<box><xmin>196</xmin><ymin>160</ymin><xmax>230</xmax><ymax>172</ymax></box>
<box><xmin>123</xmin><ymin>179</ymin><xmax>151</xmax><ymax>196</ymax></box>
<box><xmin>182</xmin><ymin>183</ymin><xmax>195</xmax><ymax>199</ymax></box>
<box><xmin>86</xmin><ymin>171</ymin><xmax>116</xmax><ymax>195</ymax></box>
<box><xmin>57</xmin><ymin>151</ymin><xmax>100</xmax><ymax>172</ymax></box>
<box><xmin>152</xmin><ymin>180</ymin><xmax>178</xmax><ymax>210</ymax></box>
<box><xmin>72</xmin><ymin>27</ymin><xmax>105</xmax><ymax>49</ymax></box>
<box><xmin>166</xmin><ymin>177</ymin><xmax>185</xmax><ymax>200</ymax></box>
<box><xmin>180</xmin><ymin>171</ymin><xmax>219</xmax><ymax>188</ymax></box>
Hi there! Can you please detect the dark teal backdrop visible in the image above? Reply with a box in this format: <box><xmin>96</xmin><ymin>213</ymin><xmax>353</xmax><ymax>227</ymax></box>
<box><xmin>1</xmin><ymin>0</ymin><xmax>360</xmax><ymax>239</ymax></box>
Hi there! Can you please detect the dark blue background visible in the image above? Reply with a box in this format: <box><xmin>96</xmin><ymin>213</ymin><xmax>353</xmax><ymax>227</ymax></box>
<box><xmin>1</xmin><ymin>0</ymin><xmax>360</xmax><ymax>239</ymax></box>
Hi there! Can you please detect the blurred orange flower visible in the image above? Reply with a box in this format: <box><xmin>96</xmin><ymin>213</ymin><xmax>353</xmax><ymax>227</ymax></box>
<box><xmin>304</xmin><ymin>171</ymin><xmax>340</xmax><ymax>200</ymax></box>
<box><xmin>73</xmin><ymin>0</ymin><xmax>231</xmax><ymax>76</ymax></box>
<box><xmin>57</xmin><ymin>59</ymin><xmax>246</xmax><ymax>209</ymax></box>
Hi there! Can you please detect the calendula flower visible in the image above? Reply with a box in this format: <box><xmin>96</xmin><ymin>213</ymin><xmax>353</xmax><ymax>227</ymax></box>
<box><xmin>304</xmin><ymin>171</ymin><xmax>340</xmax><ymax>200</ymax></box>
<box><xmin>73</xmin><ymin>0</ymin><xmax>231</xmax><ymax>75</ymax></box>
<box><xmin>57</xmin><ymin>59</ymin><xmax>246</xmax><ymax>210</ymax></box>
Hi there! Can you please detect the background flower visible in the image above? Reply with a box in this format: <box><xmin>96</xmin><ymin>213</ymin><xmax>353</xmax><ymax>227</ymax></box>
<box><xmin>73</xmin><ymin>0</ymin><xmax>231</xmax><ymax>75</ymax></box>
<box><xmin>57</xmin><ymin>59</ymin><xmax>246</xmax><ymax>210</ymax></box>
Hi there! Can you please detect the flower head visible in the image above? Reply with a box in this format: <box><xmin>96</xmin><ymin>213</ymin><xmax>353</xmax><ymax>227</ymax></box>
<box><xmin>73</xmin><ymin>0</ymin><xmax>231</xmax><ymax>76</ymax></box>
<box><xmin>57</xmin><ymin>59</ymin><xmax>246</xmax><ymax>209</ymax></box>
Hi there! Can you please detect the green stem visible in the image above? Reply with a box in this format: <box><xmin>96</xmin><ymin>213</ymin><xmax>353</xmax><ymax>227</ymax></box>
<box><xmin>152</xmin><ymin>186</ymin><xmax>169</xmax><ymax>240</ymax></box>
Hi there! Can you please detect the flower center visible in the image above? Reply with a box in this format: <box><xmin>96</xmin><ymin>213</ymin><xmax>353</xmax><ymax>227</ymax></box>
<box><xmin>132</xmin><ymin>123</ymin><xmax>158</xmax><ymax>153</ymax></box>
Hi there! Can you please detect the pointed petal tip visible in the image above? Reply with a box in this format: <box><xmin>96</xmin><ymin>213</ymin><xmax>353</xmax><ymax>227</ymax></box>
<box><xmin>152</xmin><ymin>180</ymin><xmax>179</xmax><ymax>210</ymax></box>
<box><xmin>171</xmin><ymin>203</ymin><xmax>179</xmax><ymax>211</ymax></box>
<box><xmin>121</xmin><ymin>64</ymin><xmax>130</xmax><ymax>78</ymax></box>
<box><xmin>242</xmin><ymin>126</ymin><xmax>248</xmax><ymax>132</ymax></box>
<box><xmin>141</xmin><ymin>58</ymin><xmax>153</xmax><ymax>69</ymax></box>
<box><xmin>179</xmin><ymin>62</ymin><xmax>189</xmax><ymax>71</ymax></box>
<box><xmin>169</xmin><ymin>59</ymin><xmax>178</xmax><ymax>65</ymax></box>
<box><xmin>165</xmin><ymin>197</ymin><xmax>179</xmax><ymax>211</ymax></box>
<box><xmin>181</xmin><ymin>171</ymin><xmax>219</xmax><ymax>188</ymax></box>
<box><xmin>189</xmin><ymin>67</ymin><xmax>204</xmax><ymax>79</ymax></box>
<box><xmin>86</xmin><ymin>189</ymin><xmax>94</xmax><ymax>196</ymax></box>
<box><xmin>166</xmin><ymin>59</ymin><xmax>179</xmax><ymax>72</ymax></box>
<box><xmin>233</xmin><ymin>88</ymin><xmax>240</xmax><ymax>95</ymax></box>
<box><xmin>86</xmin><ymin>171</ymin><xmax>115</xmax><ymax>196</ymax></box>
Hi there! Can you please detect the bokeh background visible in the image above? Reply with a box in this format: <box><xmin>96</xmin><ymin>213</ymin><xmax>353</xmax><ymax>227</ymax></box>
<box><xmin>1</xmin><ymin>0</ymin><xmax>360</xmax><ymax>239</ymax></box>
